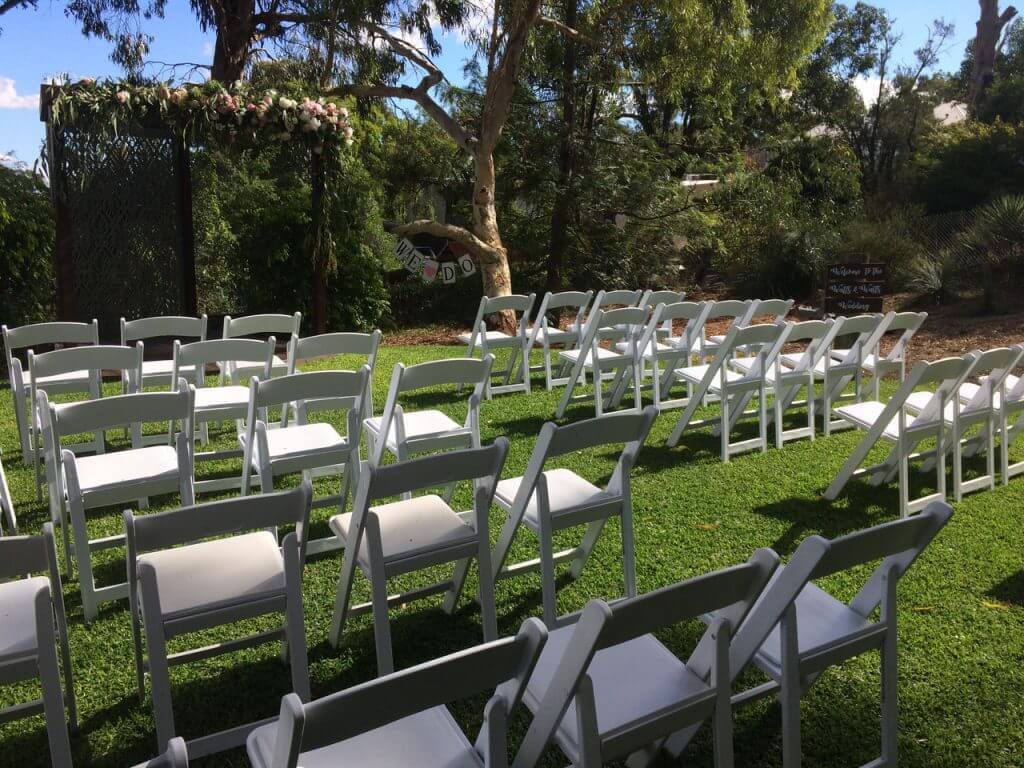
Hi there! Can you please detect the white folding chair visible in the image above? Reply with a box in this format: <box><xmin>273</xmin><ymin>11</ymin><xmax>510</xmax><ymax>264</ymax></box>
<box><xmin>699</xmin><ymin>300</ymin><xmax>756</xmax><ymax>359</ymax></box>
<box><xmin>125</xmin><ymin>482</ymin><xmax>312</xmax><ymax>758</ymax></box>
<box><xmin>0</xmin><ymin>446</ymin><xmax>15</xmax><ymax>535</ymax></box>
<box><xmin>172</xmin><ymin>337</ymin><xmax>273</xmax><ymax>494</ymax></box>
<box><xmin>0</xmin><ymin>524</ymin><xmax>77</xmax><ymax>768</ymax></box>
<box><xmin>733</xmin><ymin>319</ymin><xmax>840</xmax><ymax>446</ymax></box>
<box><xmin>524</xmin><ymin>290</ymin><xmax>593</xmax><ymax>391</ymax></box>
<box><xmin>831</xmin><ymin>311</ymin><xmax>927</xmax><ymax>399</ymax></box>
<box><xmin>614</xmin><ymin>300</ymin><xmax>713</xmax><ymax>411</ymax></box>
<box><xmin>248</xmin><ymin>617</ymin><xmax>548</xmax><ymax>768</ymax></box>
<box><xmin>512</xmin><ymin>550</ymin><xmax>777</xmax><ymax>768</ymax></box>
<box><xmin>906</xmin><ymin>347</ymin><xmax>1023</xmax><ymax>499</ymax></box>
<box><xmin>652</xmin><ymin>502</ymin><xmax>954</xmax><ymax>768</ymax></box>
<box><xmin>132</xmin><ymin>738</ymin><xmax>189</xmax><ymax>768</ymax></box>
<box><xmin>458</xmin><ymin>293</ymin><xmax>536</xmax><ymax>397</ymax></box>
<box><xmin>720</xmin><ymin>298</ymin><xmax>794</xmax><ymax>358</ymax></box>
<box><xmin>555</xmin><ymin>306</ymin><xmax>652</xmax><ymax>419</ymax></box>
<box><xmin>122</xmin><ymin>315</ymin><xmax>208</xmax><ymax>388</ymax></box>
<box><xmin>784</xmin><ymin>313</ymin><xmax>890</xmax><ymax>435</ymax></box>
<box><xmin>285</xmin><ymin>329</ymin><xmax>381</xmax><ymax>424</ymax></box>
<box><xmin>328</xmin><ymin>440</ymin><xmax>509</xmax><ymax>674</ymax></box>
<box><xmin>491</xmin><ymin>407</ymin><xmax>657</xmax><ymax>628</ymax></box>
<box><xmin>240</xmin><ymin>368</ymin><xmax>370</xmax><ymax>555</ymax></box>
<box><xmin>961</xmin><ymin>345</ymin><xmax>1024</xmax><ymax>482</ymax></box>
<box><xmin>668</xmin><ymin>321</ymin><xmax>792</xmax><ymax>461</ymax></box>
<box><xmin>46</xmin><ymin>387</ymin><xmax>195</xmax><ymax>620</ymax></box>
<box><xmin>365</xmin><ymin>357</ymin><xmax>492</xmax><ymax>474</ymax></box>
<box><xmin>29</xmin><ymin>344</ymin><xmax>144</xmax><ymax>504</ymax></box>
<box><xmin>825</xmin><ymin>357</ymin><xmax>974</xmax><ymax>517</ymax></box>
<box><xmin>222</xmin><ymin>312</ymin><xmax>300</xmax><ymax>380</ymax></box>
<box><xmin>3</xmin><ymin>319</ymin><xmax>98</xmax><ymax>465</ymax></box>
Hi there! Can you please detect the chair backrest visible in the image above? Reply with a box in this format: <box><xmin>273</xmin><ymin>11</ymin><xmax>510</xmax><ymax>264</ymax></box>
<box><xmin>831</xmin><ymin>313</ymin><xmax>890</xmax><ymax>367</ymax></box>
<box><xmin>514</xmin><ymin>550</ymin><xmax>778</xmax><ymax>767</ymax></box>
<box><xmin>779</xmin><ymin>319</ymin><xmax>834</xmax><ymax>371</ymax></box>
<box><xmin>121</xmin><ymin>315</ymin><xmax>207</xmax><ymax>345</ymax></box>
<box><xmin>880</xmin><ymin>311</ymin><xmax>927</xmax><ymax>362</ymax></box>
<box><xmin>959</xmin><ymin>347</ymin><xmax>1021</xmax><ymax>414</ymax></box>
<box><xmin>468</xmin><ymin>294</ymin><xmax>536</xmax><ymax>341</ymax></box>
<box><xmin>705</xmin><ymin>299</ymin><xmax>752</xmax><ymax>321</ymax></box>
<box><xmin>595</xmin><ymin>289</ymin><xmax>644</xmax><ymax>310</ymax></box>
<box><xmin>266</xmin><ymin>617</ymin><xmax>548</xmax><ymax>768</ymax></box>
<box><xmin>223</xmin><ymin>312</ymin><xmax>301</xmax><ymax>340</ymax></box>
<box><xmin>731</xmin><ymin>320</ymin><xmax>791</xmax><ymax>378</ymax></box>
<box><xmin>174</xmin><ymin>337</ymin><xmax>274</xmax><ymax>387</ymax></box>
<box><xmin>126</xmin><ymin>481</ymin><xmax>312</xmax><ymax>558</ymax></box>
<box><xmin>659</xmin><ymin>301</ymin><xmax>713</xmax><ymax>350</ymax></box>
<box><xmin>288</xmin><ymin>330</ymin><xmax>381</xmax><ymax>371</ymax></box>
<box><xmin>514</xmin><ymin>407</ymin><xmax>657</xmax><ymax>514</ymax></box>
<box><xmin>3</xmin><ymin>320</ymin><xmax>98</xmax><ymax>361</ymax></box>
<box><xmin>130</xmin><ymin>738</ymin><xmax>189</xmax><ymax>768</ymax></box>
<box><xmin>47</xmin><ymin>387</ymin><xmax>194</xmax><ymax>444</ymax></box>
<box><xmin>728</xmin><ymin>500</ymin><xmax>953</xmax><ymax>681</ymax></box>
<box><xmin>642</xmin><ymin>289</ymin><xmax>685</xmax><ymax>308</ymax></box>
<box><xmin>359</xmin><ymin>439</ymin><xmax>509</xmax><ymax>503</ymax></box>
<box><xmin>528</xmin><ymin>291</ymin><xmax>593</xmax><ymax>343</ymax></box>
<box><xmin>750</xmin><ymin>298</ymin><xmax>793</xmax><ymax>321</ymax></box>
<box><xmin>0</xmin><ymin>523</ymin><xmax>60</xmax><ymax>582</ymax></box>
<box><xmin>29</xmin><ymin>344</ymin><xmax>144</xmax><ymax>395</ymax></box>
<box><xmin>903</xmin><ymin>357</ymin><xmax>975</xmax><ymax>431</ymax></box>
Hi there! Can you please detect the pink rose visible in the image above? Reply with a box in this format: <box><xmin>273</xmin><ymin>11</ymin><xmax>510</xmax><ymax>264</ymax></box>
<box><xmin>115</xmin><ymin>90</ymin><xmax>130</xmax><ymax>104</ymax></box>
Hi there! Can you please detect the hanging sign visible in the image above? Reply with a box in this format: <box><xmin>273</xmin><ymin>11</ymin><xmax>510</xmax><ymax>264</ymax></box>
<box><xmin>457</xmin><ymin>253</ymin><xmax>477</xmax><ymax>277</ymax></box>
<box><xmin>394</xmin><ymin>233</ymin><xmax>479</xmax><ymax>284</ymax></box>
<box><xmin>422</xmin><ymin>258</ymin><xmax>439</xmax><ymax>283</ymax></box>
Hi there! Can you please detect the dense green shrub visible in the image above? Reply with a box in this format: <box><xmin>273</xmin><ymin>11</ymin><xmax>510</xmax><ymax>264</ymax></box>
<box><xmin>911</xmin><ymin>122</ymin><xmax>1024</xmax><ymax>215</ymax></box>
<box><xmin>0</xmin><ymin>166</ymin><xmax>55</xmax><ymax>332</ymax></box>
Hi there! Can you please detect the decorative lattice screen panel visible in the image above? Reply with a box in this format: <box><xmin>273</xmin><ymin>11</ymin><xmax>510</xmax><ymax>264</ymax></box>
<box><xmin>53</xmin><ymin>128</ymin><xmax>182</xmax><ymax>327</ymax></box>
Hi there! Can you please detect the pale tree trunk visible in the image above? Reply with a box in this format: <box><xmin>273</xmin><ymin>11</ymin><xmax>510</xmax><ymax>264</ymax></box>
<box><xmin>471</xmin><ymin>151</ymin><xmax>515</xmax><ymax>331</ymax></box>
<box><xmin>210</xmin><ymin>0</ymin><xmax>256</xmax><ymax>82</ymax></box>
<box><xmin>969</xmin><ymin>0</ymin><xmax>1019</xmax><ymax>106</ymax></box>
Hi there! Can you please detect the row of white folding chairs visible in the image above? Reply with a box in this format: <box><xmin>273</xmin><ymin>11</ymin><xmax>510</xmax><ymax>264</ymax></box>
<box><xmin>666</xmin><ymin>311</ymin><xmax>928</xmax><ymax>462</ymax></box>
<box><xmin>32</xmin><ymin>486</ymin><xmax>952</xmax><ymax>768</ymax></box>
<box><xmin>825</xmin><ymin>344</ymin><xmax>1024</xmax><ymax>517</ymax></box>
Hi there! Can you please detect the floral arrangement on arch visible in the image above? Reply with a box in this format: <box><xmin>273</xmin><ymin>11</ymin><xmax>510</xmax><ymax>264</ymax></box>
<box><xmin>47</xmin><ymin>78</ymin><xmax>354</xmax><ymax>151</ymax></box>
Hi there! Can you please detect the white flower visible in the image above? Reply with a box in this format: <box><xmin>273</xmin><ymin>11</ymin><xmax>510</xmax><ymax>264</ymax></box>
<box><xmin>302</xmin><ymin>118</ymin><xmax>321</xmax><ymax>132</ymax></box>
<box><xmin>278</xmin><ymin>97</ymin><xmax>296</xmax><ymax>109</ymax></box>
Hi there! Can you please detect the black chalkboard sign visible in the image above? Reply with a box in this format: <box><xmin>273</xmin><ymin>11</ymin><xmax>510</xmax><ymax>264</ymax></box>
<box><xmin>826</xmin><ymin>263</ymin><xmax>886</xmax><ymax>314</ymax></box>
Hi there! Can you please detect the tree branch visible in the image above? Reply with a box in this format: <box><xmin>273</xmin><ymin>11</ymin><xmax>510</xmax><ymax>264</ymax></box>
<box><xmin>537</xmin><ymin>15</ymin><xmax>580</xmax><ymax>38</ymax></box>
<box><xmin>385</xmin><ymin>219</ymin><xmax>503</xmax><ymax>261</ymax></box>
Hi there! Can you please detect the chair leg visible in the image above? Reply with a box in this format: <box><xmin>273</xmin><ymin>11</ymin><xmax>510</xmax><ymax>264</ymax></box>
<box><xmin>620</xmin><ymin>510</ymin><xmax>637</xmax><ymax>600</ymax></box>
<box><xmin>720</xmin><ymin>393</ymin><xmax>731</xmax><ymax>463</ymax></box>
<box><xmin>68</xmin><ymin>497</ymin><xmax>99</xmax><ymax>623</ymax></box>
<box><xmin>444</xmin><ymin>558</ymin><xmax>471</xmax><ymax>615</ymax></box>
<box><xmin>476</xmin><ymin>535</ymin><xmax>498</xmax><ymax>642</ymax></box>
<box><xmin>880</xmin><ymin>627</ymin><xmax>899</xmax><ymax>766</ymax></box>
<box><xmin>139</xmin><ymin>575</ymin><xmax>176</xmax><ymax>752</ymax></box>
<box><xmin>37</xmin><ymin>612</ymin><xmax>74</xmax><ymax>768</ymax></box>
<box><xmin>130</xmin><ymin>589</ymin><xmax>146</xmax><ymax>700</ymax></box>
<box><xmin>538</xmin><ymin>523</ymin><xmax>558</xmax><ymax>628</ymax></box>
<box><xmin>283</xmin><ymin>541</ymin><xmax>311</xmax><ymax>701</ymax></box>
<box><xmin>898</xmin><ymin>441</ymin><xmax>910</xmax><ymax>519</ymax></box>
<box><xmin>780</xmin><ymin>629</ymin><xmax>802</xmax><ymax>768</ymax></box>
<box><xmin>364</xmin><ymin>515</ymin><xmax>395</xmax><ymax>675</ymax></box>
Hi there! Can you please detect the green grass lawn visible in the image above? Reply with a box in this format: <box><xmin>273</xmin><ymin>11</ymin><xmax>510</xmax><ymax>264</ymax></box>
<box><xmin>2</xmin><ymin>344</ymin><xmax>1023</xmax><ymax>767</ymax></box>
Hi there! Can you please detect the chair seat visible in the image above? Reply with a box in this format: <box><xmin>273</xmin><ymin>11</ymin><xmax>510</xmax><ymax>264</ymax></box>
<box><xmin>142</xmin><ymin>360</ymin><xmax>196</xmax><ymax>379</ymax></box>
<box><xmin>247</xmin><ymin>705</ymin><xmax>482</xmax><ymax>768</ymax></box>
<box><xmin>242</xmin><ymin>422</ymin><xmax>347</xmax><ymax>464</ymax></box>
<box><xmin>613</xmin><ymin>340</ymin><xmax>674</xmax><ymax>359</ymax></box>
<box><xmin>706</xmin><ymin>333</ymin><xmax>727</xmax><ymax>346</ymax></box>
<box><xmin>364</xmin><ymin>411</ymin><xmax>465</xmax><ymax>453</ymax></box>
<box><xmin>229</xmin><ymin>356</ymin><xmax>289</xmax><ymax>379</ymax></box>
<box><xmin>494</xmin><ymin>468</ymin><xmax>611</xmax><ymax>529</ymax></box>
<box><xmin>677</xmin><ymin>363</ymin><xmax>757</xmax><ymax>393</ymax></box>
<box><xmin>829</xmin><ymin>350</ymin><xmax>881</xmax><ymax>371</ymax></box>
<box><xmin>780</xmin><ymin>353</ymin><xmax>840</xmax><ymax>377</ymax></box>
<box><xmin>906</xmin><ymin>390</ymin><xmax>992</xmax><ymax>423</ymax></box>
<box><xmin>833</xmin><ymin>401</ymin><xmax>900</xmax><ymax>440</ymax></box>
<box><xmin>0</xmin><ymin>577</ymin><xmax>47</xmax><ymax>660</ymax></box>
<box><xmin>457</xmin><ymin>330</ymin><xmax>520</xmax><ymax>348</ymax></box>
<box><xmin>560</xmin><ymin>347</ymin><xmax>631</xmax><ymax>369</ymax></box>
<box><xmin>330</xmin><ymin>494</ymin><xmax>476</xmax><ymax>567</ymax></box>
<box><xmin>523</xmin><ymin>624</ymin><xmax>710</xmax><ymax>757</ymax></box>
<box><xmin>959</xmin><ymin>381</ymin><xmax>1021</xmax><ymax>410</ymax></box>
<box><xmin>193</xmin><ymin>385</ymin><xmax>250</xmax><ymax>410</ymax></box>
<box><xmin>138</xmin><ymin>531</ymin><xmax>284</xmax><ymax>618</ymax></box>
<box><xmin>750</xmin><ymin>582</ymin><xmax>874</xmax><ymax>675</ymax></box>
<box><xmin>534</xmin><ymin>327</ymin><xmax>577</xmax><ymax>345</ymax></box>
<box><xmin>75</xmin><ymin>446</ymin><xmax>179</xmax><ymax>494</ymax></box>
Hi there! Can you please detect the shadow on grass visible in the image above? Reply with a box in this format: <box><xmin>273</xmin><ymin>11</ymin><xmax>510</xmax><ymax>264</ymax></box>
<box><xmin>987</xmin><ymin>570</ymin><xmax>1024</xmax><ymax>607</ymax></box>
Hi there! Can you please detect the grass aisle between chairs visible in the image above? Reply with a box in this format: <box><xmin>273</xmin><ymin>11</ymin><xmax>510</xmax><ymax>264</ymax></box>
<box><xmin>1</xmin><ymin>343</ymin><xmax>1023</xmax><ymax>767</ymax></box>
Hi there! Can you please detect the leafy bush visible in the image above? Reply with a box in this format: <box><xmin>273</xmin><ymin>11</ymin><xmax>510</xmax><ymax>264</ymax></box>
<box><xmin>911</xmin><ymin>121</ymin><xmax>1024</xmax><ymax>215</ymax></box>
<box><xmin>955</xmin><ymin>195</ymin><xmax>1024</xmax><ymax>312</ymax></box>
<box><xmin>0</xmin><ymin>166</ymin><xmax>55</xmax><ymax>331</ymax></box>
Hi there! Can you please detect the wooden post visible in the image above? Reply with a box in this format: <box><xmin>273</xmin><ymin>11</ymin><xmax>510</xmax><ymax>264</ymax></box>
<box><xmin>310</xmin><ymin>150</ymin><xmax>328</xmax><ymax>334</ymax></box>
<box><xmin>174</xmin><ymin>134</ymin><xmax>198</xmax><ymax>316</ymax></box>
<box><xmin>46</xmin><ymin>119</ymin><xmax>76</xmax><ymax>322</ymax></box>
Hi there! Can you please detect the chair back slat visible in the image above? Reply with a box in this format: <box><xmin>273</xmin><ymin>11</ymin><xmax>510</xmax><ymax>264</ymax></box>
<box><xmin>543</xmin><ymin>291</ymin><xmax>591</xmax><ymax>311</ymax></box>
<box><xmin>176</xmin><ymin>337</ymin><xmax>274</xmax><ymax>367</ymax></box>
<box><xmin>362</xmin><ymin>439</ymin><xmax>509</xmax><ymax>500</ymax></box>
<box><xmin>785</xmin><ymin>319</ymin><xmax>830</xmax><ymax>342</ymax></box>
<box><xmin>643</xmin><ymin>290</ymin><xmax>684</xmax><ymax>307</ymax></box>
<box><xmin>481</xmin><ymin>294</ymin><xmax>535</xmax><ymax>314</ymax></box>
<box><xmin>255</xmin><ymin>369</ymin><xmax>368</xmax><ymax>409</ymax></box>
<box><xmin>734</xmin><ymin>321</ymin><xmax>786</xmax><ymax>348</ymax></box>
<box><xmin>546</xmin><ymin>408</ymin><xmax>657</xmax><ymax>457</ymax></box>
<box><xmin>52</xmin><ymin>389</ymin><xmax>192</xmax><ymax>437</ymax></box>
<box><xmin>129</xmin><ymin>482</ymin><xmax>312</xmax><ymax>553</ymax></box>
<box><xmin>223</xmin><ymin>312</ymin><xmax>301</xmax><ymax>338</ymax></box>
<box><xmin>3</xmin><ymin>320</ymin><xmax>98</xmax><ymax>352</ymax></box>
<box><xmin>886</xmin><ymin>311</ymin><xmax>928</xmax><ymax>333</ymax></box>
<box><xmin>300</xmin><ymin>623</ymin><xmax>544</xmax><ymax>751</ymax></box>
<box><xmin>597</xmin><ymin>289</ymin><xmax>644</xmax><ymax>308</ymax></box>
<box><xmin>30</xmin><ymin>344</ymin><xmax>141</xmax><ymax>380</ymax></box>
<box><xmin>397</xmin><ymin>357</ymin><xmax>491</xmax><ymax>392</ymax></box>
<box><xmin>122</xmin><ymin>316</ymin><xmax>206</xmax><ymax>343</ymax></box>
<box><xmin>598</xmin><ymin>306</ymin><xmax>648</xmax><ymax>329</ymax></box>
<box><xmin>596</xmin><ymin>556</ymin><xmax>776</xmax><ymax>650</ymax></box>
<box><xmin>706</xmin><ymin>300</ymin><xmax>750</xmax><ymax>320</ymax></box>
<box><xmin>751</xmin><ymin>299</ymin><xmax>793</xmax><ymax>318</ymax></box>
<box><xmin>0</xmin><ymin>531</ymin><xmax>49</xmax><ymax>579</ymax></box>
<box><xmin>659</xmin><ymin>301</ymin><xmax>707</xmax><ymax>322</ymax></box>
<box><xmin>292</xmin><ymin>331</ymin><xmax>380</xmax><ymax>361</ymax></box>
<box><xmin>809</xmin><ymin>515</ymin><xmax>936</xmax><ymax>580</ymax></box>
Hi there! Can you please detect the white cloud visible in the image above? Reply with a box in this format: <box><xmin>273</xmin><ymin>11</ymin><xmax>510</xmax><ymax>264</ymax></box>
<box><xmin>852</xmin><ymin>75</ymin><xmax>892</xmax><ymax>107</ymax></box>
<box><xmin>0</xmin><ymin>78</ymin><xmax>39</xmax><ymax>110</ymax></box>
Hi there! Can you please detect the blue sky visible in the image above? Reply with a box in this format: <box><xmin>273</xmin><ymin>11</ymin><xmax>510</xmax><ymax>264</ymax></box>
<box><xmin>0</xmin><ymin>0</ymin><xmax>980</xmax><ymax>165</ymax></box>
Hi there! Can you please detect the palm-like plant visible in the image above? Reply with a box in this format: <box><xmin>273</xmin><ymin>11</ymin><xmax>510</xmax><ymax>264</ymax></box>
<box><xmin>957</xmin><ymin>195</ymin><xmax>1024</xmax><ymax>313</ymax></box>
